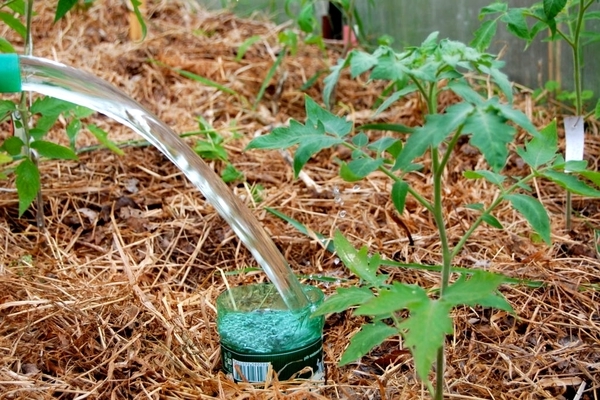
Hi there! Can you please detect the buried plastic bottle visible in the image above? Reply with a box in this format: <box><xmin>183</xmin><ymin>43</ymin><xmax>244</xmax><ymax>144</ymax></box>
<box><xmin>216</xmin><ymin>283</ymin><xmax>325</xmax><ymax>382</ymax></box>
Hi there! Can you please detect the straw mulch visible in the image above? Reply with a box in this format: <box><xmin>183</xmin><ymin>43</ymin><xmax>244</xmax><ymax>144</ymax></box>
<box><xmin>1</xmin><ymin>1</ymin><xmax>599</xmax><ymax>399</ymax></box>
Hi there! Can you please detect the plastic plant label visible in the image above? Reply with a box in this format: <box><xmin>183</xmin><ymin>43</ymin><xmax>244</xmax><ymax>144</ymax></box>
<box><xmin>564</xmin><ymin>116</ymin><xmax>585</xmax><ymax>173</ymax></box>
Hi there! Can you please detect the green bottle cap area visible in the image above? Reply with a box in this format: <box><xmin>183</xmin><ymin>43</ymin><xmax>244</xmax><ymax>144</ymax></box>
<box><xmin>0</xmin><ymin>54</ymin><xmax>22</xmax><ymax>93</ymax></box>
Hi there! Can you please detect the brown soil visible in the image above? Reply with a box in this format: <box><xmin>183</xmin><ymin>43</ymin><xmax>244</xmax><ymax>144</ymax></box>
<box><xmin>1</xmin><ymin>1</ymin><xmax>599</xmax><ymax>399</ymax></box>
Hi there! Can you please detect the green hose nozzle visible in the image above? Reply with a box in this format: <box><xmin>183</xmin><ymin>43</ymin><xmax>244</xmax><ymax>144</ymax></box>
<box><xmin>0</xmin><ymin>54</ymin><xmax>22</xmax><ymax>93</ymax></box>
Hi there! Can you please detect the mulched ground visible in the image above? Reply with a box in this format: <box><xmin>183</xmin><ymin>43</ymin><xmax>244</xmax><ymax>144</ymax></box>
<box><xmin>1</xmin><ymin>1</ymin><xmax>599</xmax><ymax>399</ymax></box>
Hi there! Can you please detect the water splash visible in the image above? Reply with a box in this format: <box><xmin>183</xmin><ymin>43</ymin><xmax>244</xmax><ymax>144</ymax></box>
<box><xmin>18</xmin><ymin>56</ymin><xmax>309</xmax><ymax>310</ymax></box>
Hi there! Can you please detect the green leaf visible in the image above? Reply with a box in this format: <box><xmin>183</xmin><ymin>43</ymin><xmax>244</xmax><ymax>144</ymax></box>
<box><xmin>0</xmin><ymin>153</ymin><xmax>13</xmax><ymax>164</ymax></box>
<box><xmin>334</xmin><ymin>230</ymin><xmax>384</xmax><ymax>286</ymax></box>
<box><xmin>312</xmin><ymin>286</ymin><xmax>374</xmax><ymax>316</ymax></box>
<box><xmin>66</xmin><ymin>118</ymin><xmax>81</xmax><ymax>149</ymax></box>
<box><xmin>543</xmin><ymin>0</ymin><xmax>567</xmax><ymax>20</ymax></box>
<box><xmin>339</xmin><ymin>321</ymin><xmax>397</xmax><ymax>366</ymax></box>
<box><xmin>391</xmin><ymin>180</ymin><xmax>409</xmax><ymax>214</ymax></box>
<box><xmin>87</xmin><ymin>124</ymin><xmax>125</xmax><ymax>156</ymax></box>
<box><xmin>15</xmin><ymin>158</ymin><xmax>40</xmax><ymax>217</ymax></box>
<box><xmin>0</xmin><ymin>37</ymin><xmax>15</xmax><ymax>53</ymax></box>
<box><xmin>0</xmin><ymin>11</ymin><xmax>26</xmax><ymax>38</ymax></box>
<box><xmin>442</xmin><ymin>270</ymin><xmax>513</xmax><ymax>311</ymax></box>
<box><xmin>297</xmin><ymin>3</ymin><xmax>316</xmax><ymax>33</ymax></box>
<box><xmin>30</xmin><ymin>140</ymin><xmax>78</xmax><ymax>160</ymax></box>
<box><xmin>394</xmin><ymin>102</ymin><xmax>474</xmax><ymax>170</ymax></box>
<box><xmin>543</xmin><ymin>170</ymin><xmax>600</xmax><ymax>197</ymax></box>
<box><xmin>479</xmin><ymin>2</ymin><xmax>508</xmax><ymax>15</ymax></box>
<box><xmin>355</xmin><ymin>282</ymin><xmax>428</xmax><ymax>316</ymax></box>
<box><xmin>235</xmin><ymin>35</ymin><xmax>261</xmax><ymax>62</ymax></box>
<box><xmin>341</xmin><ymin>158</ymin><xmax>383</xmax><ymax>181</ymax></box>
<box><xmin>447</xmin><ymin>80</ymin><xmax>484</xmax><ymax>105</ymax></box>
<box><xmin>324</xmin><ymin>56</ymin><xmax>351</xmax><ymax>108</ymax></box>
<box><xmin>516</xmin><ymin>119</ymin><xmax>557</xmax><ymax>168</ymax></box>
<box><xmin>255</xmin><ymin>47</ymin><xmax>286</xmax><ymax>107</ymax></box>
<box><xmin>595</xmin><ymin>98</ymin><xmax>600</xmax><ymax>120</ymax></box>
<box><xmin>374</xmin><ymin>84</ymin><xmax>418</xmax><ymax>116</ymax></box>
<box><xmin>398</xmin><ymin>299</ymin><xmax>453</xmax><ymax>381</ymax></box>
<box><xmin>471</xmin><ymin>19</ymin><xmax>497</xmax><ymax>51</ymax></box>
<box><xmin>358</xmin><ymin>123</ymin><xmax>414</xmax><ymax>134</ymax></box>
<box><xmin>129</xmin><ymin>0</ymin><xmax>147</xmax><ymax>40</ymax></box>
<box><xmin>501</xmin><ymin>8</ymin><xmax>530</xmax><ymax>40</ymax></box>
<box><xmin>370</xmin><ymin>53</ymin><xmax>406</xmax><ymax>82</ymax></box>
<box><xmin>494</xmin><ymin>102</ymin><xmax>538</xmax><ymax>136</ymax></box>
<box><xmin>221</xmin><ymin>163</ymin><xmax>243</xmax><ymax>183</ymax></box>
<box><xmin>463</xmin><ymin>170</ymin><xmax>506</xmax><ymax>186</ymax></box>
<box><xmin>305</xmin><ymin>95</ymin><xmax>352</xmax><ymax>137</ymax></box>
<box><xmin>367</xmin><ymin>137</ymin><xmax>402</xmax><ymax>154</ymax></box>
<box><xmin>0</xmin><ymin>99</ymin><xmax>17</xmax><ymax>115</ymax></box>
<box><xmin>463</xmin><ymin>106</ymin><xmax>515</xmax><ymax>172</ymax></box>
<box><xmin>505</xmin><ymin>194</ymin><xmax>551</xmax><ymax>244</ymax></box>
<box><xmin>350</xmin><ymin>50</ymin><xmax>378</xmax><ymax>77</ymax></box>
<box><xmin>1</xmin><ymin>136</ymin><xmax>24</xmax><ymax>156</ymax></box>
<box><xmin>482</xmin><ymin>213</ymin><xmax>504</xmax><ymax>229</ymax></box>
<box><xmin>30</xmin><ymin>96</ymin><xmax>76</xmax><ymax>115</ymax></box>
<box><xmin>54</xmin><ymin>0</ymin><xmax>77</xmax><ymax>22</ymax></box>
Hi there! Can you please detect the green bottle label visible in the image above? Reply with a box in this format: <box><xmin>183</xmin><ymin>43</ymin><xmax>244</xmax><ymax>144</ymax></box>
<box><xmin>221</xmin><ymin>337</ymin><xmax>324</xmax><ymax>382</ymax></box>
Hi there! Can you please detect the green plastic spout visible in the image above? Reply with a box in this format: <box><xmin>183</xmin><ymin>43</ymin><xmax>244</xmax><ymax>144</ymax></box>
<box><xmin>0</xmin><ymin>54</ymin><xmax>22</xmax><ymax>93</ymax></box>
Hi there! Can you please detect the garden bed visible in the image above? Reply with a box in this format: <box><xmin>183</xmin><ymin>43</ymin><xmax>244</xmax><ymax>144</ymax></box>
<box><xmin>1</xmin><ymin>1</ymin><xmax>599</xmax><ymax>399</ymax></box>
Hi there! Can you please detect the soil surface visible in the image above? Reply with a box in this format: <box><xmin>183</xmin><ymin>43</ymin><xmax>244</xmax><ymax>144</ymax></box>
<box><xmin>1</xmin><ymin>1</ymin><xmax>599</xmax><ymax>399</ymax></box>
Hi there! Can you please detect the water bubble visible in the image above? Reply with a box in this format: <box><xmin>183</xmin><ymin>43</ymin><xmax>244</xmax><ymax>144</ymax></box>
<box><xmin>339</xmin><ymin>210</ymin><xmax>347</xmax><ymax>218</ymax></box>
<box><xmin>333</xmin><ymin>186</ymin><xmax>340</xmax><ymax>195</ymax></box>
<box><xmin>335</xmin><ymin>279</ymin><xmax>342</xmax><ymax>284</ymax></box>
<box><xmin>353</xmin><ymin>185</ymin><xmax>360</xmax><ymax>191</ymax></box>
<box><xmin>333</xmin><ymin>257</ymin><xmax>340</xmax><ymax>265</ymax></box>
<box><xmin>334</xmin><ymin>196</ymin><xmax>343</xmax><ymax>204</ymax></box>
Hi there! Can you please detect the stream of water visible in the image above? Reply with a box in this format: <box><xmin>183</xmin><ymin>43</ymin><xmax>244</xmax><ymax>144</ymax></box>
<box><xmin>18</xmin><ymin>55</ymin><xmax>309</xmax><ymax>310</ymax></box>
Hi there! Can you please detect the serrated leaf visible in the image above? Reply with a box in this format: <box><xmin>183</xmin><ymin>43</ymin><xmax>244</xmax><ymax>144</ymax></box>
<box><xmin>294</xmin><ymin>133</ymin><xmax>344</xmax><ymax>177</ymax></box>
<box><xmin>394</xmin><ymin>102</ymin><xmax>474</xmax><ymax>170</ymax></box>
<box><xmin>479</xmin><ymin>2</ymin><xmax>508</xmax><ymax>16</ymax></box>
<box><xmin>305</xmin><ymin>95</ymin><xmax>352</xmax><ymax>137</ymax></box>
<box><xmin>494</xmin><ymin>102</ymin><xmax>539</xmax><ymax>136</ymax></box>
<box><xmin>30</xmin><ymin>140</ymin><xmax>78</xmax><ymax>160</ymax></box>
<box><xmin>339</xmin><ymin>321</ymin><xmax>397</xmax><ymax>366</ymax></box>
<box><xmin>442</xmin><ymin>270</ymin><xmax>513</xmax><ymax>311</ymax></box>
<box><xmin>543</xmin><ymin>170</ymin><xmax>600</xmax><ymax>197</ymax></box>
<box><xmin>447</xmin><ymin>80</ymin><xmax>484</xmax><ymax>105</ymax></box>
<box><xmin>358</xmin><ymin>123</ymin><xmax>414</xmax><ymax>134</ymax></box>
<box><xmin>221</xmin><ymin>163</ymin><xmax>244</xmax><ymax>183</ymax></box>
<box><xmin>312</xmin><ymin>286</ymin><xmax>374</xmax><ymax>316</ymax></box>
<box><xmin>0</xmin><ymin>11</ymin><xmax>26</xmax><ymax>38</ymax></box>
<box><xmin>30</xmin><ymin>96</ymin><xmax>76</xmax><ymax>115</ymax></box>
<box><xmin>543</xmin><ymin>0</ymin><xmax>567</xmax><ymax>20</ymax></box>
<box><xmin>15</xmin><ymin>158</ymin><xmax>40</xmax><ymax>217</ymax></box>
<box><xmin>370</xmin><ymin>53</ymin><xmax>406</xmax><ymax>82</ymax></box>
<box><xmin>501</xmin><ymin>8</ymin><xmax>530</xmax><ymax>40</ymax></box>
<box><xmin>350</xmin><ymin>50</ymin><xmax>378</xmax><ymax>77</ymax></box>
<box><xmin>54</xmin><ymin>0</ymin><xmax>77</xmax><ymax>22</ymax></box>
<box><xmin>334</xmin><ymin>230</ymin><xmax>384</xmax><ymax>286</ymax></box>
<box><xmin>463</xmin><ymin>170</ymin><xmax>506</xmax><ymax>186</ymax></box>
<box><xmin>87</xmin><ymin>124</ymin><xmax>125</xmax><ymax>156</ymax></box>
<box><xmin>516</xmin><ymin>119</ymin><xmax>557</xmax><ymax>168</ymax></box>
<box><xmin>324</xmin><ymin>56</ymin><xmax>350</xmax><ymax>108</ymax></box>
<box><xmin>367</xmin><ymin>137</ymin><xmax>401</xmax><ymax>154</ymax></box>
<box><xmin>463</xmin><ymin>107</ymin><xmax>514</xmax><ymax>172</ymax></box>
<box><xmin>505</xmin><ymin>194</ymin><xmax>551</xmax><ymax>244</ymax></box>
<box><xmin>391</xmin><ymin>180</ymin><xmax>409</xmax><ymax>214</ymax></box>
<box><xmin>355</xmin><ymin>282</ymin><xmax>428</xmax><ymax>316</ymax></box>
<box><xmin>0</xmin><ymin>100</ymin><xmax>17</xmax><ymax>115</ymax></box>
<box><xmin>471</xmin><ymin>19</ymin><xmax>497</xmax><ymax>51</ymax></box>
<box><xmin>398</xmin><ymin>299</ymin><xmax>453</xmax><ymax>381</ymax></box>
<box><xmin>374</xmin><ymin>84</ymin><xmax>418</xmax><ymax>116</ymax></box>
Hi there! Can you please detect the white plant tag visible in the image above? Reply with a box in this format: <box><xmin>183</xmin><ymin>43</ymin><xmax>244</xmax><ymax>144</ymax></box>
<box><xmin>564</xmin><ymin>116</ymin><xmax>585</xmax><ymax>173</ymax></box>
